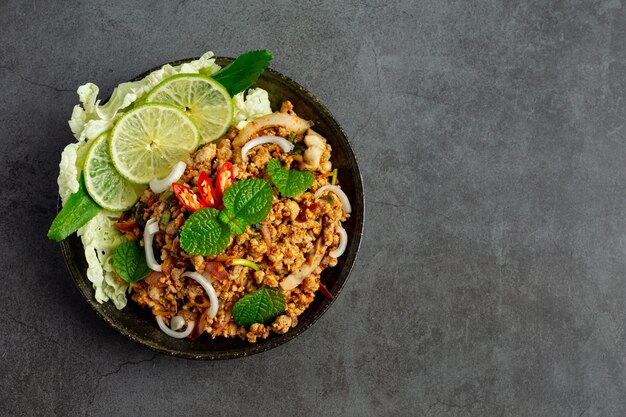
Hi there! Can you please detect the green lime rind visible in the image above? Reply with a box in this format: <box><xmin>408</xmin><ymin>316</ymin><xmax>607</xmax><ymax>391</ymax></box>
<box><xmin>84</xmin><ymin>133</ymin><xmax>146</xmax><ymax>211</ymax></box>
<box><xmin>145</xmin><ymin>74</ymin><xmax>233</xmax><ymax>144</ymax></box>
<box><xmin>109</xmin><ymin>103</ymin><xmax>200</xmax><ymax>184</ymax></box>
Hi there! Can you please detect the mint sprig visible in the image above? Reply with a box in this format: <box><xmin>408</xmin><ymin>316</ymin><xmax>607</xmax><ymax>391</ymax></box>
<box><xmin>219</xmin><ymin>178</ymin><xmax>273</xmax><ymax>234</ymax></box>
<box><xmin>266</xmin><ymin>158</ymin><xmax>315</xmax><ymax>198</ymax></box>
<box><xmin>232</xmin><ymin>286</ymin><xmax>286</xmax><ymax>326</ymax></box>
<box><xmin>48</xmin><ymin>174</ymin><xmax>102</xmax><ymax>241</ymax></box>
<box><xmin>180</xmin><ymin>208</ymin><xmax>231</xmax><ymax>256</ymax></box>
<box><xmin>211</xmin><ymin>50</ymin><xmax>273</xmax><ymax>96</ymax></box>
<box><xmin>111</xmin><ymin>241</ymin><xmax>151</xmax><ymax>283</ymax></box>
<box><xmin>179</xmin><ymin>178</ymin><xmax>273</xmax><ymax>255</ymax></box>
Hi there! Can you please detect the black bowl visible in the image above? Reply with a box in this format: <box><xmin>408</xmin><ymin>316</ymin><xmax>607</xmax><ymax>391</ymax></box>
<box><xmin>60</xmin><ymin>57</ymin><xmax>364</xmax><ymax>359</ymax></box>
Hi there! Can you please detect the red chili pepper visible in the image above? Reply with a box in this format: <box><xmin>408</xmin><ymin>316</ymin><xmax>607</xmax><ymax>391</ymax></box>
<box><xmin>215</xmin><ymin>162</ymin><xmax>234</xmax><ymax>204</ymax></box>
<box><xmin>172</xmin><ymin>183</ymin><xmax>205</xmax><ymax>213</ymax></box>
<box><xmin>197</xmin><ymin>171</ymin><xmax>218</xmax><ymax>208</ymax></box>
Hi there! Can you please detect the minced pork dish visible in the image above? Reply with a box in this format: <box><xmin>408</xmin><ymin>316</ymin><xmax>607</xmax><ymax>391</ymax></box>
<box><xmin>116</xmin><ymin>102</ymin><xmax>351</xmax><ymax>342</ymax></box>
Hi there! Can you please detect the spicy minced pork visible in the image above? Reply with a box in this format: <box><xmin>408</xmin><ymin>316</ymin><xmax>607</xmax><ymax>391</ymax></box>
<box><xmin>114</xmin><ymin>101</ymin><xmax>348</xmax><ymax>343</ymax></box>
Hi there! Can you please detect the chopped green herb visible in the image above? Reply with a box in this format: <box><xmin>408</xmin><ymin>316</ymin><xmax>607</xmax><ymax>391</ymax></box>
<box><xmin>48</xmin><ymin>174</ymin><xmax>102</xmax><ymax>241</ymax></box>
<box><xmin>267</xmin><ymin>158</ymin><xmax>314</xmax><ymax>198</ymax></box>
<box><xmin>289</xmin><ymin>142</ymin><xmax>306</xmax><ymax>155</ymax></box>
<box><xmin>320</xmin><ymin>195</ymin><xmax>335</xmax><ymax>203</ymax></box>
<box><xmin>230</xmin><ymin>258</ymin><xmax>260</xmax><ymax>271</ymax></box>
<box><xmin>111</xmin><ymin>240</ymin><xmax>151</xmax><ymax>283</ymax></box>
<box><xmin>159</xmin><ymin>189</ymin><xmax>173</xmax><ymax>202</ymax></box>
<box><xmin>159</xmin><ymin>209</ymin><xmax>171</xmax><ymax>225</ymax></box>
<box><xmin>232</xmin><ymin>286</ymin><xmax>286</xmax><ymax>326</ymax></box>
<box><xmin>211</xmin><ymin>50</ymin><xmax>273</xmax><ymax>96</ymax></box>
<box><xmin>180</xmin><ymin>208</ymin><xmax>231</xmax><ymax>256</ymax></box>
<box><xmin>287</xmin><ymin>133</ymin><xmax>296</xmax><ymax>141</ymax></box>
<box><xmin>331</xmin><ymin>168</ymin><xmax>338</xmax><ymax>185</ymax></box>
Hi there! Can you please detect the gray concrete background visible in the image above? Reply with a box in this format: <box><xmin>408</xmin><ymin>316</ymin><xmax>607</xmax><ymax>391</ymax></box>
<box><xmin>1</xmin><ymin>0</ymin><xmax>625</xmax><ymax>415</ymax></box>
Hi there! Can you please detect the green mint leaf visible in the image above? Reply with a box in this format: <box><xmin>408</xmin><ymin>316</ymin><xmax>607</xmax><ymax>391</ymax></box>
<box><xmin>232</xmin><ymin>286</ymin><xmax>286</xmax><ymax>326</ymax></box>
<box><xmin>218</xmin><ymin>208</ymin><xmax>247</xmax><ymax>235</ymax></box>
<box><xmin>111</xmin><ymin>240</ymin><xmax>151</xmax><ymax>283</ymax></box>
<box><xmin>222</xmin><ymin>178</ymin><xmax>273</xmax><ymax>228</ymax></box>
<box><xmin>211</xmin><ymin>50</ymin><xmax>273</xmax><ymax>96</ymax></box>
<box><xmin>266</xmin><ymin>158</ymin><xmax>315</xmax><ymax>198</ymax></box>
<box><xmin>48</xmin><ymin>174</ymin><xmax>102</xmax><ymax>241</ymax></box>
<box><xmin>180</xmin><ymin>208</ymin><xmax>231</xmax><ymax>256</ymax></box>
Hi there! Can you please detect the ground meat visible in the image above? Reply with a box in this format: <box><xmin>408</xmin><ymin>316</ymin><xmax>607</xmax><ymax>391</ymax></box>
<box><xmin>124</xmin><ymin>104</ymin><xmax>349</xmax><ymax>343</ymax></box>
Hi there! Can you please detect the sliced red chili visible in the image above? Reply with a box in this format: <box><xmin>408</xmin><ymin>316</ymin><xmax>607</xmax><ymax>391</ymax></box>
<box><xmin>197</xmin><ymin>171</ymin><xmax>218</xmax><ymax>208</ymax></box>
<box><xmin>172</xmin><ymin>182</ymin><xmax>205</xmax><ymax>213</ymax></box>
<box><xmin>318</xmin><ymin>282</ymin><xmax>334</xmax><ymax>300</ymax></box>
<box><xmin>215</xmin><ymin>162</ymin><xmax>234</xmax><ymax>204</ymax></box>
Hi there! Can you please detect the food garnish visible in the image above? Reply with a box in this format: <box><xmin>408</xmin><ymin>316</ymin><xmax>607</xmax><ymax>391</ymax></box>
<box><xmin>179</xmin><ymin>208</ymin><xmax>231</xmax><ymax>256</ymax></box>
<box><xmin>197</xmin><ymin>171</ymin><xmax>219</xmax><ymax>208</ymax></box>
<box><xmin>143</xmin><ymin>218</ymin><xmax>162</xmax><ymax>272</ymax></box>
<box><xmin>146</xmin><ymin>74</ymin><xmax>233</xmax><ymax>144</ymax></box>
<box><xmin>211</xmin><ymin>50</ymin><xmax>273</xmax><ymax>96</ymax></box>
<box><xmin>84</xmin><ymin>132</ymin><xmax>145</xmax><ymax>211</ymax></box>
<box><xmin>329</xmin><ymin>225</ymin><xmax>348</xmax><ymax>258</ymax></box>
<box><xmin>232</xmin><ymin>286</ymin><xmax>286</xmax><ymax>327</ymax></box>
<box><xmin>156</xmin><ymin>316</ymin><xmax>195</xmax><ymax>339</ymax></box>
<box><xmin>267</xmin><ymin>158</ymin><xmax>315</xmax><ymax>198</ymax></box>
<box><xmin>110</xmin><ymin>241</ymin><xmax>151</xmax><ymax>283</ymax></box>
<box><xmin>241</xmin><ymin>136</ymin><xmax>294</xmax><ymax>161</ymax></box>
<box><xmin>314</xmin><ymin>185</ymin><xmax>352</xmax><ymax>213</ymax></box>
<box><xmin>331</xmin><ymin>168</ymin><xmax>338</xmax><ymax>185</ymax></box>
<box><xmin>215</xmin><ymin>162</ymin><xmax>234</xmax><ymax>205</ymax></box>
<box><xmin>182</xmin><ymin>272</ymin><xmax>219</xmax><ymax>318</ymax></box>
<box><xmin>218</xmin><ymin>178</ymin><xmax>273</xmax><ymax>234</ymax></box>
<box><xmin>110</xmin><ymin>104</ymin><xmax>200</xmax><ymax>184</ymax></box>
<box><xmin>149</xmin><ymin>161</ymin><xmax>186</xmax><ymax>194</ymax></box>
<box><xmin>47</xmin><ymin>174</ymin><xmax>101</xmax><ymax>241</ymax></box>
<box><xmin>229</xmin><ymin>258</ymin><xmax>261</xmax><ymax>271</ymax></box>
<box><xmin>172</xmin><ymin>182</ymin><xmax>205</xmax><ymax>213</ymax></box>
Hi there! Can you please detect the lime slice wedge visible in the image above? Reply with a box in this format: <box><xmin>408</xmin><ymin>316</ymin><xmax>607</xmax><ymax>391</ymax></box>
<box><xmin>84</xmin><ymin>132</ymin><xmax>146</xmax><ymax>211</ymax></box>
<box><xmin>109</xmin><ymin>104</ymin><xmax>199</xmax><ymax>184</ymax></box>
<box><xmin>146</xmin><ymin>74</ymin><xmax>233</xmax><ymax>143</ymax></box>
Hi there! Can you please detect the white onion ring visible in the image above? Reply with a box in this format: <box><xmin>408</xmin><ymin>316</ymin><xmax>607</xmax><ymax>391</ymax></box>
<box><xmin>156</xmin><ymin>316</ymin><xmax>194</xmax><ymax>338</ymax></box>
<box><xmin>182</xmin><ymin>271</ymin><xmax>219</xmax><ymax>318</ymax></box>
<box><xmin>315</xmin><ymin>185</ymin><xmax>352</xmax><ymax>213</ymax></box>
<box><xmin>144</xmin><ymin>218</ymin><xmax>162</xmax><ymax>272</ymax></box>
<box><xmin>149</xmin><ymin>161</ymin><xmax>186</xmax><ymax>193</ymax></box>
<box><xmin>329</xmin><ymin>224</ymin><xmax>348</xmax><ymax>258</ymax></box>
<box><xmin>170</xmin><ymin>315</ymin><xmax>185</xmax><ymax>331</ymax></box>
<box><xmin>241</xmin><ymin>136</ymin><xmax>294</xmax><ymax>162</ymax></box>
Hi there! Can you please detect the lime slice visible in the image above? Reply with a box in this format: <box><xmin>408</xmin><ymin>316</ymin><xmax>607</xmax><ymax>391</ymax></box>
<box><xmin>110</xmin><ymin>104</ymin><xmax>199</xmax><ymax>184</ymax></box>
<box><xmin>146</xmin><ymin>74</ymin><xmax>233</xmax><ymax>143</ymax></box>
<box><xmin>84</xmin><ymin>133</ymin><xmax>146</xmax><ymax>211</ymax></box>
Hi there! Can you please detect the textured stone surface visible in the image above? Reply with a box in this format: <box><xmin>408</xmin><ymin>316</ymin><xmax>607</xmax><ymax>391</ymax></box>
<box><xmin>2</xmin><ymin>0</ymin><xmax>626</xmax><ymax>415</ymax></box>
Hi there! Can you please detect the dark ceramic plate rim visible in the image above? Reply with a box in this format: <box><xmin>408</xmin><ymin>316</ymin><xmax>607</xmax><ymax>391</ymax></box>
<box><xmin>60</xmin><ymin>56</ymin><xmax>364</xmax><ymax>360</ymax></box>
